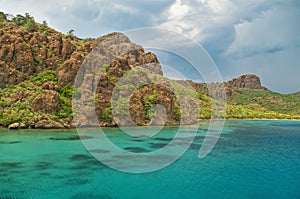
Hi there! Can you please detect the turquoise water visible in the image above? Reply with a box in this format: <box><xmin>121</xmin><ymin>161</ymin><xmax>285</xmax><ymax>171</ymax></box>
<box><xmin>0</xmin><ymin>120</ymin><xmax>299</xmax><ymax>198</ymax></box>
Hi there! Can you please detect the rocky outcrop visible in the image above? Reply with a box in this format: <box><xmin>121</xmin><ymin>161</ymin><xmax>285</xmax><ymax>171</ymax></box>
<box><xmin>190</xmin><ymin>74</ymin><xmax>267</xmax><ymax>98</ymax></box>
<box><xmin>226</xmin><ymin>74</ymin><xmax>267</xmax><ymax>90</ymax></box>
<box><xmin>35</xmin><ymin>120</ymin><xmax>64</xmax><ymax>129</ymax></box>
<box><xmin>73</xmin><ymin>32</ymin><xmax>173</xmax><ymax>127</ymax></box>
<box><xmin>41</xmin><ymin>81</ymin><xmax>59</xmax><ymax>91</ymax></box>
<box><xmin>8</xmin><ymin>122</ymin><xmax>27</xmax><ymax>129</ymax></box>
<box><xmin>1</xmin><ymin>14</ymin><xmax>285</xmax><ymax>128</ymax></box>
<box><xmin>31</xmin><ymin>90</ymin><xmax>60</xmax><ymax>114</ymax></box>
<box><xmin>0</xmin><ymin>21</ymin><xmax>92</xmax><ymax>88</ymax></box>
<box><xmin>8</xmin><ymin>123</ymin><xmax>20</xmax><ymax>129</ymax></box>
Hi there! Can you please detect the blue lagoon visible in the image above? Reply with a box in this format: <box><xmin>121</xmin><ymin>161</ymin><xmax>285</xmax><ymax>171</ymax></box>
<box><xmin>0</xmin><ymin>120</ymin><xmax>299</xmax><ymax>198</ymax></box>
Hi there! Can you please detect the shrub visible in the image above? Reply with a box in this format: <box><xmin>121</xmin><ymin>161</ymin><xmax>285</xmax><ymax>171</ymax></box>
<box><xmin>30</xmin><ymin>70</ymin><xmax>58</xmax><ymax>85</ymax></box>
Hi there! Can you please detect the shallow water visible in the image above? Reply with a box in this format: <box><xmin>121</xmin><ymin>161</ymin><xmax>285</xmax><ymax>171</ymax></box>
<box><xmin>0</xmin><ymin>120</ymin><xmax>299</xmax><ymax>199</ymax></box>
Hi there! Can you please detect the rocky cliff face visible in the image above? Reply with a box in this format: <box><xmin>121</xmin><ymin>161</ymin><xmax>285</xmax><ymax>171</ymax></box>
<box><xmin>2</xmin><ymin>13</ymin><xmax>294</xmax><ymax>128</ymax></box>
<box><xmin>0</xmin><ymin>22</ymin><xmax>98</xmax><ymax>89</ymax></box>
<box><xmin>0</xmin><ymin>15</ymin><xmax>198</xmax><ymax>128</ymax></box>
<box><xmin>225</xmin><ymin>74</ymin><xmax>266</xmax><ymax>90</ymax></box>
<box><xmin>72</xmin><ymin>32</ymin><xmax>197</xmax><ymax>127</ymax></box>
<box><xmin>190</xmin><ymin>74</ymin><xmax>267</xmax><ymax>98</ymax></box>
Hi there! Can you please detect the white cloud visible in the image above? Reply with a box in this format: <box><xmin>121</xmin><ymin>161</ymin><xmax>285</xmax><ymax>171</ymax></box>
<box><xmin>158</xmin><ymin>0</ymin><xmax>299</xmax><ymax>93</ymax></box>
<box><xmin>226</xmin><ymin>3</ymin><xmax>300</xmax><ymax>57</ymax></box>
<box><xmin>0</xmin><ymin>0</ymin><xmax>299</xmax><ymax>93</ymax></box>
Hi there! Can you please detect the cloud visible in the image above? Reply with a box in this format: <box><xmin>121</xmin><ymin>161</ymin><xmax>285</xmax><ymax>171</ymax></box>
<box><xmin>226</xmin><ymin>2</ymin><xmax>300</xmax><ymax>58</ymax></box>
<box><xmin>0</xmin><ymin>0</ymin><xmax>299</xmax><ymax>93</ymax></box>
<box><xmin>224</xmin><ymin>46</ymin><xmax>300</xmax><ymax>94</ymax></box>
<box><xmin>158</xmin><ymin>0</ymin><xmax>299</xmax><ymax>93</ymax></box>
<box><xmin>0</xmin><ymin>0</ymin><xmax>174</xmax><ymax>37</ymax></box>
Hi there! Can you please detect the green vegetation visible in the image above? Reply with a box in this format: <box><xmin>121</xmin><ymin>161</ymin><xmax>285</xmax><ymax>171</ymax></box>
<box><xmin>103</xmin><ymin>64</ymin><xmax>110</xmax><ymax>73</ymax></box>
<box><xmin>143</xmin><ymin>88</ymin><xmax>158</xmax><ymax>121</ymax></box>
<box><xmin>99</xmin><ymin>103</ymin><xmax>112</xmax><ymax>121</ymax></box>
<box><xmin>30</xmin><ymin>70</ymin><xmax>58</xmax><ymax>85</ymax></box>
<box><xmin>67</xmin><ymin>29</ymin><xmax>75</xmax><ymax>37</ymax></box>
<box><xmin>11</xmin><ymin>13</ymin><xmax>36</xmax><ymax>32</ymax></box>
<box><xmin>0</xmin><ymin>80</ymin><xmax>41</xmax><ymax>126</ymax></box>
<box><xmin>40</xmin><ymin>20</ymin><xmax>48</xmax><ymax>33</ymax></box>
<box><xmin>0</xmin><ymin>12</ymin><xmax>7</xmax><ymax>23</ymax></box>
<box><xmin>227</xmin><ymin>88</ymin><xmax>300</xmax><ymax>118</ymax></box>
<box><xmin>0</xmin><ymin>70</ymin><xmax>77</xmax><ymax>126</ymax></box>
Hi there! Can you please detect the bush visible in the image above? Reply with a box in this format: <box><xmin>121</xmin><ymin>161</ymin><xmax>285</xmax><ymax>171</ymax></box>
<box><xmin>0</xmin><ymin>12</ymin><xmax>7</xmax><ymax>22</ymax></box>
<box><xmin>24</xmin><ymin>19</ymin><xmax>36</xmax><ymax>32</ymax></box>
<box><xmin>143</xmin><ymin>90</ymin><xmax>157</xmax><ymax>120</ymax></box>
<box><xmin>30</xmin><ymin>70</ymin><xmax>58</xmax><ymax>85</ymax></box>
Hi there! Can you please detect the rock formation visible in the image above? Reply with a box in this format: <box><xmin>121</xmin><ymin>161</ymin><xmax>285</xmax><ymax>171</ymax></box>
<box><xmin>1</xmin><ymin>12</ymin><xmax>298</xmax><ymax>128</ymax></box>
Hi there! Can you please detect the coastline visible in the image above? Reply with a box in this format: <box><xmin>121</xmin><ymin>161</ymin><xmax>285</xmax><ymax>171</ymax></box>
<box><xmin>2</xmin><ymin>118</ymin><xmax>300</xmax><ymax>130</ymax></box>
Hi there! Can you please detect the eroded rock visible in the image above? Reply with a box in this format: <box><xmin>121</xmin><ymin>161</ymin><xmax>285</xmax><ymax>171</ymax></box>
<box><xmin>31</xmin><ymin>90</ymin><xmax>60</xmax><ymax>114</ymax></box>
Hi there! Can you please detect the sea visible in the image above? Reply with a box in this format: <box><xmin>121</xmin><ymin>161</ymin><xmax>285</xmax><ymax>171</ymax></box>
<box><xmin>0</xmin><ymin>120</ymin><xmax>299</xmax><ymax>199</ymax></box>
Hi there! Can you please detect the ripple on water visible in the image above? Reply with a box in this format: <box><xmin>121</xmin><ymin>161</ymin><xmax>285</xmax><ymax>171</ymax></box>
<box><xmin>69</xmin><ymin>154</ymin><xmax>106</xmax><ymax>170</ymax></box>
<box><xmin>89</xmin><ymin>149</ymin><xmax>111</xmax><ymax>153</ymax></box>
<box><xmin>123</xmin><ymin>147</ymin><xmax>150</xmax><ymax>153</ymax></box>
<box><xmin>48</xmin><ymin>135</ymin><xmax>93</xmax><ymax>141</ymax></box>
<box><xmin>65</xmin><ymin>178</ymin><xmax>90</xmax><ymax>186</ymax></box>
<box><xmin>149</xmin><ymin>143</ymin><xmax>168</xmax><ymax>149</ymax></box>
<box><xmin>0</xmin><ymin>162</ymin><xmax>23</xmax><ymax>170</ymax></box>
<box><xmin>34</xmin><ymin>162</ymin><xmax>54</xmax><ymax>170</ymax></box>
<box><xmin>0</xmin><ymin>141</ymin><xmax>22</xmax><ymax>145</ymax></box>
<box><xmin>70</xmin><ymin>192</ymin><xmax>114</xmax><ymax>199</ymax></box>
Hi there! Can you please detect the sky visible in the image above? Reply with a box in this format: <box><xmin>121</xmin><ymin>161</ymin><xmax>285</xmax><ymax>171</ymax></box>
<box><xmin>1</xmin><ymin>0</ymin><xmax>299</xmax><ymax>93</ymax></box>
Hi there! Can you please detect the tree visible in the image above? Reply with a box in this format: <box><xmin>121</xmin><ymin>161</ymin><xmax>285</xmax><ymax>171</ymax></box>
<box><xmin>40</xmin><ymin>20</ymin><xmax>48</xmax><ymax>32</ymax></box>
<box><xmin>67</xmin><ymin>29</ymin><xmax>75</xmax><ymax>36</ymax></box>
<box><xmin>42</xmin><ymin>20</ymin><xmax>47</xmax><ymax>26</ymax></box>
<box><xmin>0</xmin><ymin>12</ymin><xmax>7</xmax><ymax>22</ymax></box>
<box><xmin>24</xmin><ymin>18</ymin><xmax>36</xmax><ymax>32</ymax></box>
<box><xmin>5</xmin><ymin>14</ymin><xmax>14</xmax><ymax>21</ymax></box>
<box><xmin>12</xmin><ymin>14</ymin><xmax>26</xmax><ymax>26</ymax></box>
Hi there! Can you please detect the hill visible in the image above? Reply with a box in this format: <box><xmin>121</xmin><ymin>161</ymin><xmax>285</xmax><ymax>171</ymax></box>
<box><xmin>0</xmin><ymin>12</ymin><xmax>299</xmax><ymax>129</ymax></box>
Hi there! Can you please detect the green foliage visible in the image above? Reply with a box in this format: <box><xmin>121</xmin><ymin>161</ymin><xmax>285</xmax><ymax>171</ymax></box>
<box><xmin>143</xmin><ymin>89</ymin><xmax>158</xmax><ymax>120</ymax></box>
<box><xmin>113</xmin><ymin>98</ymin><xmax>128</xmax><ymax>116</ymax></box>
<box><xmin>227</xmin><ymin>88</ymin><xmax>300</xmax><ymax>116</ymax></box>
<box><xmin>12</xmin><ymin>14</ymin><xmax>26</xmax><ymax>26</ymax></box>
<box><xmin>103</xmin><ymin>64</ymin><xmax>110</xmax><ymax>73</ymax></box>
<box><xmin>0</xmin><ymin>81</ymin><xmax>41</xmax><ymax>126</ymax></box>
<box><xmin>60</xmin><ymin>85</ymin><xmax>75</xmax><ymax>98</ymax></box>
<box><xmin>30</xmin><ymin>70</ymin><xmax>58</xmax><ymax>85</ymax></box>
<box><xmin>56</xmin><ymin>95</ymin><xmax>73</xmax><ymax>121</ymax></box>
<box><xmin>24</xmin><ymin>18</ymin><xmax>36</xmax><ymax>32</ymax></box>
<box><xmin>174</xmin><ymin>104</ymin><xmax>181</xmax><ymax>121</ymax></box>
<box><xmin>0</xmin><ymin>12</ymin><xmax>7</xmax><ymax>22</ymax></box>
<box><xmin>99</xmin><ymin>103</ymin><xmax>112</xmax><ymax>120</ymax></box>
<box><xmin>67</xmin><ymin>29</ymin><xmax>75</xmax><ymax>36</ymax></box>
<box><xmin>33</xmin><ymin>57</ymin><xmax>40</xmax><ymax>65</ymax></box>
<box><xmin>39</xmin><ymin>20</ymin><xmax>48</xmax><ymax>33</ymax></box>
<box><xmin>11</xmin><ymin>13</ymin><xmax>36</xmax><ymax>32</ymax></box>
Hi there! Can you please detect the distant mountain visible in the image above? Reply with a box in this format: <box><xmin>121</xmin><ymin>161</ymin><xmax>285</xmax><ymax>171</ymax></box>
<box><xmin>0</xmin><ymin>12</ymin><xmax>299</xmax><ymax>129</ymax></box>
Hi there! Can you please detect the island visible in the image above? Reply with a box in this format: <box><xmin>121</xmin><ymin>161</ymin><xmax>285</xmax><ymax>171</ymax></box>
<box><xmin>0</xmin><ymin>12</ymin><xmax>299</xmax><ymax>129</ymax></box>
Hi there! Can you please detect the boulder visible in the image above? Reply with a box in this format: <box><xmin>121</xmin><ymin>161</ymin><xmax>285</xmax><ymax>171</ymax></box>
<box><xmin>8</xmin><ymin>123</ymin><xmax>19</xmax><ymax>129</ymax></box>
<box><xmin>226</xmin><ymin>74</ymin><xmax>267</xmax><ymax>90</ymax></box>
<box><xmin>35</xmin><ymin>120</ymin><xmax>64</xmax><ymax>129</ymax></box>
<box><xmin>19</xmin><ymin>123</ymin><xmax>27</xmax><ymax>129</ymax></box>
<box><xmin>31</xmin><ymin>90</ymin><xmax>60</xmax><ymax>114</ymax></box>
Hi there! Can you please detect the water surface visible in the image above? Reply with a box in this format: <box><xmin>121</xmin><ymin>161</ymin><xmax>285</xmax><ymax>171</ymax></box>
<box><xmin>0</xmin><ymin>120</ymin><xmax>299</xmax><ymax>198</ymax></box>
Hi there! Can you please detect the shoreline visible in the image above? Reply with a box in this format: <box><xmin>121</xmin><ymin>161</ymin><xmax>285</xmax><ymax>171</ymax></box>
<box><xmin>1</xmin><ymin>118</ymin><xmax>300</xmax><ymax>130</ymax></box>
